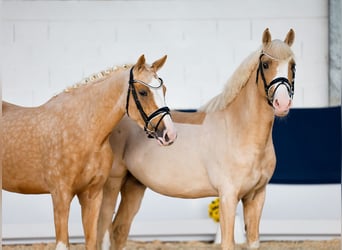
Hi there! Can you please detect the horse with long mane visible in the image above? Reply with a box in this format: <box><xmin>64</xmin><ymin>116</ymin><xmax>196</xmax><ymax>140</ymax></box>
<box><xmin>2</xmin><ymin>55</ymin><xmax>177</xmax><ymax>250</ymax></box>
<box><xmin>97</xmin><ymin>29</ymin><xmax>296</xmax><ymax>250</ymax></box>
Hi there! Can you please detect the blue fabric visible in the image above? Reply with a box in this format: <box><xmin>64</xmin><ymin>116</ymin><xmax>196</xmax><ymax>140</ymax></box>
<box><xmin>271</xmin><ymin>106</ymin><xmax>341</xmax><ymax>184</ymax></box>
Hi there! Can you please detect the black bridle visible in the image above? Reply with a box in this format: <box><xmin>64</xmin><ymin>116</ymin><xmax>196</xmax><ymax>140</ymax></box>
<box><xmin>256</xmin><ymin>52</ymin><xmax>295</xmax><ymax>106</ymax></box>
<box><xmin>126</xmin><ymin>66</ymin><xmax>171</xmax><ymax>138</ymax></box>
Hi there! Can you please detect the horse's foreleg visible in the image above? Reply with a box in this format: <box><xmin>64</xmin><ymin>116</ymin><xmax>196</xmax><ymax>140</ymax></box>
<box><xmin>111</xmin><ymin>173</ymin><xmax>146</xmax><ymax>250</ymax></box>
<box><xmin>219</xmin><ymin>191</ymin><xmax>239</xmax><ymax>250</ymax></box>
<box><xmin>51</xmin><ymin>190</ymin><xmax>73</xmax><ymax>250</ymax></box>
<box><xmin>78</xmin><ymin>186</ymin><xmax>104</xmax><ymax>250</ymax></box>
<box><xmin>242</xmin><ymin>187</ymin><xmax>266</xmax><ymax>249</ymax></box>
<box><xmin>97</xmin><ymin>174</ymin><xmax>127</xmax><ymax>250</ymax></box>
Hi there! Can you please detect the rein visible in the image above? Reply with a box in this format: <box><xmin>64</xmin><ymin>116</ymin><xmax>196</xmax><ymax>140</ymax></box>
<box><xmin>126</xmin><ymin>66</ymin><xmax>171</xmax><ymax>138</ymax></box>
<box><xmin>256</xmin><ymin>52</ymin><xmax>295</xmax><ymax>106</ymax></box>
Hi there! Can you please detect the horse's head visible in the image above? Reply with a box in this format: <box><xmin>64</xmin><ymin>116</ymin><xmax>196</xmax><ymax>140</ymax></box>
<box><xmin>256</xmin><ymin>28</ymin><xmax>296</xmax><ymax>117</ymax></box>
<box><xmin>126</xmin><ymin>54</ymin><xmax>177</xmax><ymax>146</ymax></box>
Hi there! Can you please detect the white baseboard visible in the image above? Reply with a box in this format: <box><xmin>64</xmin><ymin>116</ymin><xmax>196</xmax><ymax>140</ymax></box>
<box><xmin>2</xmin><ymin>218</ymin><xmax>340</xmax><ymax>245</ymax></box>
<box><xmin>259</xmin><ymin>219</ymin><xmax>341</xmax><ymax>241</ymax></box>
<box><xmin>128</xmin><ymin>219</ymin><xmax>218</xmax><ymax>242</ymax></box>
<box><xmin>2</xmin><ymin>223</ymin><xmax>84</xmax><ymax>244</ymax></box>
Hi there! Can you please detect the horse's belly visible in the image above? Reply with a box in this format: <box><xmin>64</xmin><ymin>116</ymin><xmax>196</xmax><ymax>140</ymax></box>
<box><xmin>3</xmin><ymin>180</ymin><xmax>48</xmax><ymax>194</ymax></box>
<box><xmin>129</xmin><ymin>162</ymin><xmax>217</xmax><ymax>198</ymax></box>
<box><xmin>124</xmin><ymin>126</ymin><xmax>219</xmax><ymax>198</ymax></box>
<box><xmin>2</xmin><ymin>165</ymin><xmax>48</xmax><ymax>194</ymax></box>
<box><xmin>149</xmin><ymin>184</ymin><xmax>217</xmax><ymax>198</ymax></box>
<box><xmin>3</xmin><ymin>148</ymin><xmax>47</xmax><ymax>193</ymax></box>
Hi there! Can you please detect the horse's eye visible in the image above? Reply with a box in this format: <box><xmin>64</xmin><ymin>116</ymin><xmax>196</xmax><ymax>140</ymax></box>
<box><xmin>291</xmin><ymin>63</ymin><xmax>296</xmax><ymax>73</ymax></box>
<box><xmin>139</xmin><ymin>90</ymin><xmax>148</xmax><ymax>97</ymax></box>
<box><xmin>262</xmin><ymin>62</ymin><xmax>269</xmax><ymax>69</ymax></box>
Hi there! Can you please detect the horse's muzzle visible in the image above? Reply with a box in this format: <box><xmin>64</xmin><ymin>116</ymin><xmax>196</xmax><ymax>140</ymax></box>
<box><xmin>272</xmin><ymin>84</ymin><xmax>292</xmax><ymax>117</ymax></box>
<box><xmin>146</xmin><ymin>113</ymin><xmax>177</xmax><ymax>146</ymax></box>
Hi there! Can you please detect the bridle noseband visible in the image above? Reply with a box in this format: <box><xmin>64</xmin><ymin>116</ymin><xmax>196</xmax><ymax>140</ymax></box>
<box><xmin>256</xmin><ymin>52</ymin><xmax>295</xmax><ymax>106</ymax></box>
<box><xmin>126</xmin><ymin>66</ymin><xmax>171</xmax><ymax>139</ymax></box>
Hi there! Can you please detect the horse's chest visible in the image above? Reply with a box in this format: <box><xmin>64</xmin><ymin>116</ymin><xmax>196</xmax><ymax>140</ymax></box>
<box><xmin>72</xmin><ymin>144</ymin><xmax>113</xmax><ymax>190</ymax></box>
<box><xmin>44</xmin><ymin>141</ymin><xmax>113</xmax><ymax>193</ymax></box>
<box><xmin>238</xmin><ymin>149</ymin><xmax>276</xmax><ymax>198</ymax></box>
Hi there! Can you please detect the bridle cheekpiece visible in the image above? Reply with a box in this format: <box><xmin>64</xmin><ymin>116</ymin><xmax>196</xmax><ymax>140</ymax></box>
<box><xmin>126</xmin><ymin>66</ymin><xmax>171</xmax><ymax>139</ymax></box>
<box><xmin>256</xmin><ymin>52</ymin><xmax>295</xmax><ymax>106</ymax></box>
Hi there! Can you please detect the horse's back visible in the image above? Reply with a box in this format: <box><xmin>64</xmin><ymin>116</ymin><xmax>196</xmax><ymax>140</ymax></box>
<box><xmin>110</xmin><ymin>110</ymin><xmax>207</xmax><ymax>153</ymax></box>
<box><xmin>170</xmin><ymin>110</ymin><xmax>206</xmax><ymax>125</ymax></box>
<box><xmin>2</xmin><ymin>101</ymin><xmax>23</xmax><ymax>114</ymax></box>
<box><xmin>2</xmin><ymin>101</ymin><xmax>42</xmax><ymax>128</ymax></box>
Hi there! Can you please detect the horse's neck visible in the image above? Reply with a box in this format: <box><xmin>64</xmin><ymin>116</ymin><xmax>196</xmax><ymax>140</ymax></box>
<box><xmin>225</xmin><ymin>77</ymin><xmax>274</xmax><ymax>146</ymax></box>
<box><xmin>53</xmin><ymin>71</ymin><xmax>128</xmax><ymax>143</ymax></box>
<box><xmin>89</xmin><ymin>72</ymin><xmax>129</xmax><ymax>139</ymax></box>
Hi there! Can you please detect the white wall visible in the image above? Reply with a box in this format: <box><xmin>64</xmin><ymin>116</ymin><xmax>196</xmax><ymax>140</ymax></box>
<box><xmin>1</xmin><ymin>0</ymin><xmax>329</xmax><ymax>108</ymax></box>
<box><xmin>2</xmin><ymin>0</ymin><xmax>339</xmax><ymax>244</ymax></box>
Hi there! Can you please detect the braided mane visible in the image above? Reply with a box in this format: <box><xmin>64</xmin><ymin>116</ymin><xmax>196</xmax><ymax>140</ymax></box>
<box><xmin>63</xmin><ymin>64</ymin><xmax>132</xmax><ymax>93</ymax></box>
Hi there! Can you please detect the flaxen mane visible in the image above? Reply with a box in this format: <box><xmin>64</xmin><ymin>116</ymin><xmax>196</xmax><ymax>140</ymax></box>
<box><xmin>63</xmin><ymin>64</ymin><xmax>132</xmax><ymax>93</ymax></box>
<box><xmin>200</xmin><ymin>40</ymin><xmax>294</xmax><ymax>113</ymax></box>
<box><xmin>199</xmin><ymin>49</ymin><xmax>261</xmax><ymax>112</ymax></box>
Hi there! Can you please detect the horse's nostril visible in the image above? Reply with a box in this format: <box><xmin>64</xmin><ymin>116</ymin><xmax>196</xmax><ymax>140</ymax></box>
<box><xmin>274</xmin><ymin>99</ymin><xmax>280</xmax><ymax>107</ymax></box>
<box><xmin>164</xmin><ymin>133</ymin><xmax>170</xmax><ymax>142</ymax></box>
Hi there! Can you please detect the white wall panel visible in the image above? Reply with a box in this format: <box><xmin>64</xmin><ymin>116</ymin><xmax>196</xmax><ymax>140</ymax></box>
<box><xmin>2</xmin><ymin>0</ymin><xmax>330</xmax><ymax>108</ymax></box>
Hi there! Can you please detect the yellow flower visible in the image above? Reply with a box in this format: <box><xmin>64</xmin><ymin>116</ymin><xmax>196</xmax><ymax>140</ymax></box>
<box><xmin>208</xmin><ymin>198</ymin><xmax>220</xmax><ymax>223</ymax></box>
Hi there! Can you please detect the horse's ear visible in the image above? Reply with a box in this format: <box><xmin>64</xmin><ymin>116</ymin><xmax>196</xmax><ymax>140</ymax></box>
<box><xmin>135</xmin><ymin>54</ymin><xmax>146</xmax><ymax>71</ymax></box>
<box><xmin>262</xmin><ymin>28</ymin><xmax>272</xmax><ymax>47</ymax></box>
<box><xmin>284</xmin><ymin>28</ymin><xmax>295</xmax><ymax>47</ymax></box>
<box><xmin>152</xmin><ymin>55</ymin><xmax>167</xmax><ymax>72</ymax></box>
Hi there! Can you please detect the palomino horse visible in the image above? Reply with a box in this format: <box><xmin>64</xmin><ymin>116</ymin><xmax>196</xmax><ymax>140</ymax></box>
<box><xmin>98</xmin><ymin>28</ymin><xmax>296</xmax><ymax>250</ymax></box>
<box><xmin>2</xmin><ymin>55</ymin><xmax>177</xmax><ymax>250</ymax></box>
